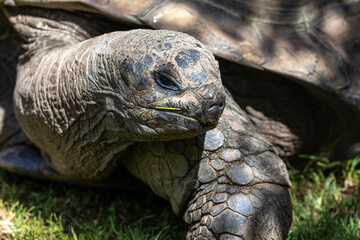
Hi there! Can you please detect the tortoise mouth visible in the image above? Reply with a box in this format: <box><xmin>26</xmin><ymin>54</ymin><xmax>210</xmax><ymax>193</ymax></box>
<box><xmin>152</xmin><ymin>104</ymin><xmax>222</xmax><ymax>126</ymax></box>
<box><xmin>151</xmin><ymin>107</ymin><xmax>218</xmax><ymax>129</ymax></box>
<box><xmin>134</xmin><ymin>106</ymin><xmax>217</xmax><ymax>133</ymax></box>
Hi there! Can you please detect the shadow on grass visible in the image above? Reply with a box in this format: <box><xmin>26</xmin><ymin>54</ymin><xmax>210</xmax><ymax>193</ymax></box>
<box><xmin>0</xmin><ymin>169</ymin><xmax>187</xmax><ymax>240</ymax></box>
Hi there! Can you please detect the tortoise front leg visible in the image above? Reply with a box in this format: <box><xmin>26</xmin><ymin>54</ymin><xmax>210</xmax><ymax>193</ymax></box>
<box><xmin>184</xmin><ymin>102</ymin><xmax>292</xmax><ymax>239</ymax></box>
<box><xmin>121</xmin><ymin>93</ymin><xmax>292</xmax><ymax>239</ymax></box>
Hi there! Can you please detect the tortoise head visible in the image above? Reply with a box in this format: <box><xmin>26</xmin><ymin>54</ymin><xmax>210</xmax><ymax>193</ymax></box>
<box><xmin>98</xmin><ymin>30</ymin><xmax>226</xmax><ymax>140</ymax></box>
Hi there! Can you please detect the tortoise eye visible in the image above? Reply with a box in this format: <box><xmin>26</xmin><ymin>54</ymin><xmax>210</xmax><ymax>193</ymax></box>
<box><xmin>154</xmin><ymin>71</ymin><xmax>180</xmax><ymax>91</ymax></box>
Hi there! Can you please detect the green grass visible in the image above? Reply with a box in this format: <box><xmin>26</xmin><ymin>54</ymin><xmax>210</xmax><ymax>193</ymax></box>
<box><xmin>0</xmin><ymin>170</ymin><xmax>186</xmax><ymax>239</ymax></box>
<box><xmin>0</xmin><ymin>156</ymin><xmax>359</xmax><ymax>239</ymax></box>
<box><xmin>288</xmin><ymin>155</ymin><xmax>360</xmax><ymax>239</ymax></box>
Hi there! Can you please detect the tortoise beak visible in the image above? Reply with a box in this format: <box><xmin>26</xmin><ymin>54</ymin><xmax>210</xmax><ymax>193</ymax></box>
<box><xmin>193</xmin><ymin>83</ymin><xmax>226</xmax><ymax>126</ymax></box>
<box><xmin>194</xmin><ymin>91</ymin><xmax>225</xmax><ymax>126</ymax></box>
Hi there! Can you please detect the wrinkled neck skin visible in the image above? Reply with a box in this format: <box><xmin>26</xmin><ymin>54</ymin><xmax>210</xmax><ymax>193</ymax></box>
<box><xmin>14</xmin><ymin>32</ymin><xmax>139</xmax><ymax>180</ymax></box>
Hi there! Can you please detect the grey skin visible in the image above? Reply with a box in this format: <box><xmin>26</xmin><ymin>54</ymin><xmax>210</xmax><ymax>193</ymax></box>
<box><xmin>0</xmin><ymin>7</ymin><xmax>291</xmax><ymax>240</ymax></box>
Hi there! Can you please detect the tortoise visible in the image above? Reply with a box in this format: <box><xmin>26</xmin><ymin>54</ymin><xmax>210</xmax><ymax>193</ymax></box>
<box><xmin>1</xmin><ymin>0</ymin><xmax>360</xmax><ymax>239</ymax></box>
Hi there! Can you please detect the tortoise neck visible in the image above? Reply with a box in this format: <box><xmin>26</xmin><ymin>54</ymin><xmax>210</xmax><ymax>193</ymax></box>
<box><xmin>13</xmin><ymin>30</ymin><xmax>134</xmax><ymax>180</ymax></box>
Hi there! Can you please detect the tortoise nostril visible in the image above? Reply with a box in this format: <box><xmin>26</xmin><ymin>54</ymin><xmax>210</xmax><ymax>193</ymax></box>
<box><xmin>208</xmin><ymin>102</ymin><xmax>225</xmax><ymax>113</ymax></box>
<box><xmin>219</xmin><ymin>103</ymin><xmax>225</xmax><ymax>111</ymax></box>
<box><xmin>208</xmin><ymin>104</ymin><xmax>218</xmax><ymax>112</ymax></box>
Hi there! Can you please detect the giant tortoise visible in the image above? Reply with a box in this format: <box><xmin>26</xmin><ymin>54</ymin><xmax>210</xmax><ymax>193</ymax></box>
<box><xmin>1</xmin><ymin>0</ymin><xmax>360</xmax><ymax>239</ymax></box>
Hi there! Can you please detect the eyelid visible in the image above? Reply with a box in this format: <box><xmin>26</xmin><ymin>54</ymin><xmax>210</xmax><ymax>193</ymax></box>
<box><xmin>154</xmin><ymin>71</ymin><xmax>181</xmax><ymax>91</ymax></box>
